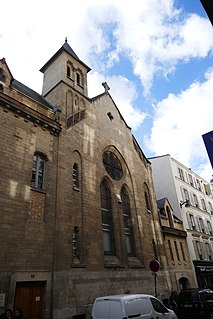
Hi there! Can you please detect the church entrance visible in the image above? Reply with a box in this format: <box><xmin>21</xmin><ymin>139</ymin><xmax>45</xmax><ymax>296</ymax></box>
<box><xmin>14</xmin><ymin>281</ymin><xmax>46</xmax><ymax>319</ymax></box>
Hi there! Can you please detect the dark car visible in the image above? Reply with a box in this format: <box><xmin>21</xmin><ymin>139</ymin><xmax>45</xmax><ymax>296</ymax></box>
<box><xmin>177</xmin><ymin>288</ymin><xmax>213</xmax><ymax>319</ymax></box>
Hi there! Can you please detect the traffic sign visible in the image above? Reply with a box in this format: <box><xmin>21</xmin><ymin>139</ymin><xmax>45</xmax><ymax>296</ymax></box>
<box><xmin>149</xmin><ymin>260</ymin><xmax>160</xmax><ymax>272</ymax></box>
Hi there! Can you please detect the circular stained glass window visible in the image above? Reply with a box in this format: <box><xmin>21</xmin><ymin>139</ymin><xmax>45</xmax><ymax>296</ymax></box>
<box><xmin>102</xmin><ymin>151</ymin><xmax>123</xmax><ymax>180</ymax></box>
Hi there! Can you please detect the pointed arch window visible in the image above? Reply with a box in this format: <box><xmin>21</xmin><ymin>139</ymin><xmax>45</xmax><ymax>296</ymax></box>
<box><xmin>100</xmin><ymin>180</ymin><xmax>115</xmax><ymax>255</ymax></box>
<box><xmin>31</xmin><ymin>153</ymin><xmax>46</xmax><ymax>190</ymax></box>
<box><xmin>121</xmin><ymin>187</ymin><xmax>135</xmax><ymax>256</ymax></box>
<box><xmin>102</xmin><ymin>151</ymin><xmax>123</xmax><ymax>181</ymax></box>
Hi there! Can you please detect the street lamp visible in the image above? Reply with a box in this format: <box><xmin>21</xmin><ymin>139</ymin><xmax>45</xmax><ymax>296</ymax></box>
<box><xmin>180</xmin><ymin>199</ymin><xmax>191</xmax><ymax>208</ymax></box>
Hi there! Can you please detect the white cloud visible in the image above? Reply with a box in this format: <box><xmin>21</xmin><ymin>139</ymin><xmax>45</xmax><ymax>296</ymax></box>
<box><xmin>145</xmin><ymin>68</ymin><xmax>213</xmax><ymax>180</ymax></box>
<box><xmin>2</xmin><ymin>0</ymin><xmax>213</xmax><ymax>96</ymax></box>
<box><xmin>107</xmin><ymin>6</ymin><xmax>213</xmax><ymax>95</ymax></box>
<box><xmin>1</xmin><ymin>0</ymin><xmax>213</xmax><ymax>179</ymax></box>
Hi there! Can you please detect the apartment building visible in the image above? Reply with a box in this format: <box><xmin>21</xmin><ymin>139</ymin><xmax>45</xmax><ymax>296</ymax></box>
<box><xmin>157</xmin><ymin>197</ymin><xmax>196</xmax><ymax>292</ymax></box>
<box><xmin>149</xmin><ymin>154</ymin><xmax>213</xmax><ymax>289</ymax></box>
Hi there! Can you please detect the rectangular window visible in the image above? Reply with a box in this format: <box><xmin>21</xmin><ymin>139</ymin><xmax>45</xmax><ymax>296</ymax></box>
<box><xmin>31</xmin><ymin>154</ymin><xmax>45</xmax><ymax>190</ymax></box>
<box><xmin>188</xmin><ymin>174</ymin><xmax>194</xmax><ymax>186</ymax></box>
<box><xmin>204</xmin><ymin>183</ymin><xmax>212</xmax><ymax>196</ymax></box>
<box><xmin>196</xmin><ymin>241</ymin><xmax>203</xmax><ymax>260</ymax></box>
<box><xmin>168</xmin><ymin>240</ymin><xmax>174</xmax><ymax>262</ymax></box>
<box><xmin>183</xmin><ymin>188</ymin><xmax>191</xmax><ymax>207</ymax></box>
<box><xmin>201</xmin><ymin>198</ymin><xmax>207</xmax><ymax>211</ymax></box>
<box><xmin>205</xmin><ymin>243</ymin><xmax>212</xmax><ymax>260</ymax></box>
<box><xmin>73</xmin><ymin>163</ymin><xmax>79</xmax><ymax>189</ymax></box>
<box><xmin>193</xmin><ymin>194</ymin><xmax>199</xmax><ymax>208</ymax></box>
<box><xmin>207</xmin><ymin>221</ymin><xmax>212</xmax><ymax>235</ymax></box>
<box><xmin>67</xmin><ymin>65</ymin><xmax>71</xmax><ymax>77</ymax></box>
<box><xmin>174</xmin><ymin>241</ymin><xmax>180</xmax><ymax>262</ymax></box>
<box><xmin>189</xmin><ymin>214</ymin><xmax>196</xmax><ymax>230</ymax></box>
<box><xmin>72</xmin><ymin>226</ymin><xmax>79</xmax><ymax>261</ymax></box>
<box><xmin>196</xmin><ymin>179</ymin><xmax>201</xmax><ymax>191</ymax></box>
<box><xmin>180</xmin><ymin>242</ymin><xmax>186</xmax><ymax>262</ymax></box>
<box><xmin>178</xmin><ymin>168</ymin><xmax>185</xmax><ymax>181</ymax></box>
<box><xmin>77</xmin><ymin>72</ymin><xmax>81</xmax><ymax>85</ymax></box>
<box><xmin>183</xmin><ymin>189</ymin><xmax>190</xmax><ymax>202</ymax></box>
<box><xmin>199</xmin><ymin>218</ymin><xmax>205</xmax><ymax>233</ymax></box>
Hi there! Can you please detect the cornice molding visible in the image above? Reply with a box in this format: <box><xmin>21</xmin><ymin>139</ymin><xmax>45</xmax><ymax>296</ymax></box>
<box><xmin>0</xmin><ymin>93</ymin><xmax>61</xmax><ymax>135</ymax></box>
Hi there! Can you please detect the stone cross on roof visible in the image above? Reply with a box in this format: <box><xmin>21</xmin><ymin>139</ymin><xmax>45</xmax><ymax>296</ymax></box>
<box><xmin>102</xmin><ymin>81</ymin><xmax>110</xmax><ymax>93</ymax></box>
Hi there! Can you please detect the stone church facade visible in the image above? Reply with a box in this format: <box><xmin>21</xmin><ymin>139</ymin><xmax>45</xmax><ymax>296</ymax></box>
<box><xmin>0</xmin><ymin>40</ymin><xmax>171</xmax><ymax>319</ymax></box>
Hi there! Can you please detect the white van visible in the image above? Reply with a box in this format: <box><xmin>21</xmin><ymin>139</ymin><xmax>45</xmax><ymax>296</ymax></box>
<box><xmin>92</xmin><ymin>294</ymin><xmax>177</xmax><ymax>319</ymax></box>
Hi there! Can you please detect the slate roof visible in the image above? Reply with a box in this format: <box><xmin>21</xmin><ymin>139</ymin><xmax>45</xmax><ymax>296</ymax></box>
<box><xmin>40</xmin><ymin>40</ymin><xmax>91</xmax><ymax>73</ymax></box>
<box><xmin>11</xmin><ymin>79</ymin><xmax>54</xmax><ymax>109</ymax></box>
<box><xmin>157</xmin><ymin>198</ymin><xmax>167</xmax><ymax>209</ymax></box>
<box><xmin>157</xmin><ymin>197</ymin><xmax>182</xmax><ymax>222</ymax></box>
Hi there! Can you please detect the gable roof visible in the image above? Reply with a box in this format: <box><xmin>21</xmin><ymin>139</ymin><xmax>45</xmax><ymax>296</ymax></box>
<box><xmin>157</xmin><ymin>197</ymin><xmax>167</xmax><ymax>209</ymax></box>
<box><xmin>40</xmin><ymin>39</ymin><xmax>91</xmax><ymax>73</ymax></box>
<box><xmin>157</xmin><ymin>197</ymin><xmax>173</xmax><ymax>211</ymax></box>
<box><xmin>91</xmin><ymin>91</ymin><xmax>131</xmax><ymax>130</ymax></box>
<box><xmin>11</xmin><ymin>79</ymin><xmax>54</xmax><ymax>109</ymax></box>
<box><xmin>91</xmin><ymin>91</ymin><xmax>150</xmax><ymax>165</ymax></box>
<box><xmin>0</xmin><ymin>58</ymin><xmax>13</xmax><ymax>80</ymax></box>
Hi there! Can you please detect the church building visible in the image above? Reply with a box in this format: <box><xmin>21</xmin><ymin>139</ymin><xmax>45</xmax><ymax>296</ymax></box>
<box><xmin>0</xmin><ymin>40</ymin><xmax>171</xmax><ymax>319</ymax></box>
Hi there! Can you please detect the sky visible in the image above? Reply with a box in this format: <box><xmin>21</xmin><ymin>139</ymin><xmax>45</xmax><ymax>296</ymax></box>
<box><xmin>1</xmin><ymin>0</ymin><xmax>213</xmax><ymax>181</ymax></box>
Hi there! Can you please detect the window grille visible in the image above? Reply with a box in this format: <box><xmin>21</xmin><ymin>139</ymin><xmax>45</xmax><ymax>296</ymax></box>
<box><xmin>31</xmin><ymin>154</ymin><xmax>46</xmax><ymax>190</ymax></box>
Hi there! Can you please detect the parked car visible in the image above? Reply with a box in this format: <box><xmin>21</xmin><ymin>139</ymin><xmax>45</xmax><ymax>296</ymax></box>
<box><xmin>92</xmin><ymin>294</ymin><xmax>177</xmax><ymax>319</ymax></box>
<box><xmin>177</xmin><ymin>288</ymin><xmax>213</xmax><ymax>319</ymax></box>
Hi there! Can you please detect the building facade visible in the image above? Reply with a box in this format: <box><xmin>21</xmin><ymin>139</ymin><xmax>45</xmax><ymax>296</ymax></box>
<box><xmin>150</xmin><ymin>154</ymin><xmax>213</xmax><ymax>290</ymax></box>
<box><xmin>157</xmin><ymin>197</ymin><xmax>196</xmax><ymax>293</ymax></box>
<box><xmin>0</xmin><ymin>41</ymin><xmax>171</xmax><ymax>319</ymax></box>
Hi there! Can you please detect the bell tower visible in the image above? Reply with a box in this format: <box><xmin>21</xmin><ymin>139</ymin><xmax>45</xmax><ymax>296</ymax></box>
<box><xmin>40</xmin><ymin>39</ymin><xmax>91</xmax><ymax>121</ymax></box>
<box><xmin>40</xmin><ymin>38</ymin><xmax>91</xmax><ymax>97</ymax></box>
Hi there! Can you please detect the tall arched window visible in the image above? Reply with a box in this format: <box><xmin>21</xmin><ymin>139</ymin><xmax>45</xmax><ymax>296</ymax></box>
<box><xmin>144</xmin><ymin>183</ymin><xmax>151</xmax><ymax>213</ymax></box>
<box><xmin>100</xmin><ymin>180</ymin><xmax>115</xmax><ymax>255</ymax></box>
<box><xmin>121</xmin><ymin>187</ymin><xmax>135</xmax><ymax>256</ymax></box>
<box><xmin>31</xmin><ymin>153</ymin><xmax>46</xmax><ymax>190</ymax></box>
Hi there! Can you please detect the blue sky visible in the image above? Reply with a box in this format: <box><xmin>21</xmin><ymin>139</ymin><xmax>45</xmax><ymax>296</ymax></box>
<box><xmin>1</xmin><ymin>0</ymin><xmax>213</xmax><ymax>180</ymax></box>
